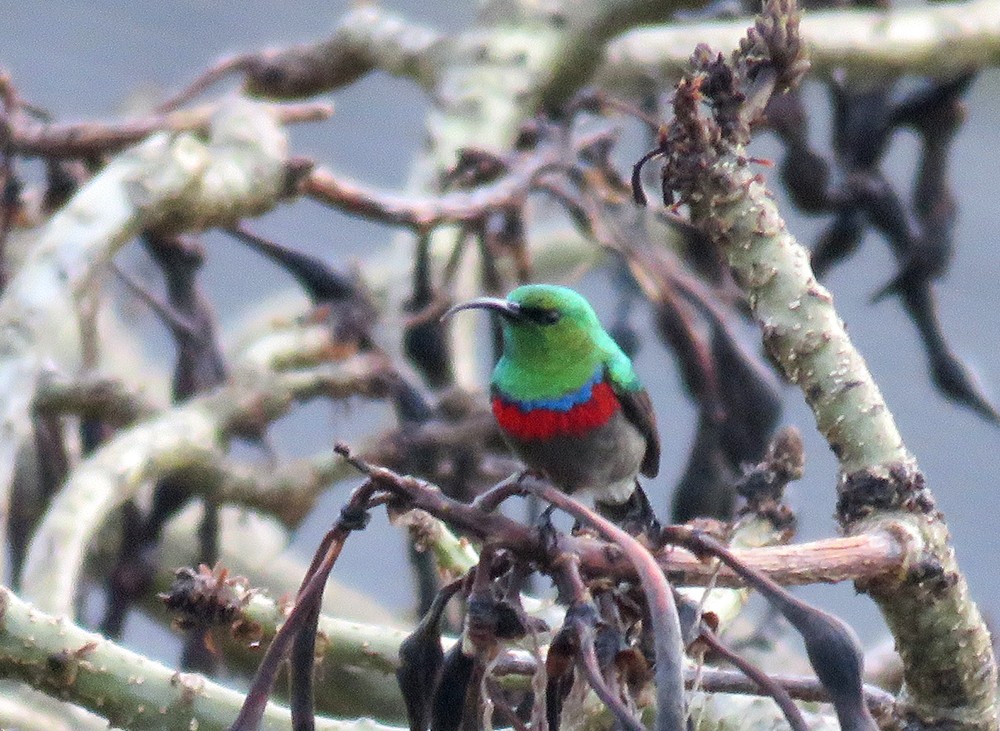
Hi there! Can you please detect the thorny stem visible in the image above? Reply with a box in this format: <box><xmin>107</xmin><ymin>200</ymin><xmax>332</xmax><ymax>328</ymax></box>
<box><xmin>0</xmin><ymin>586</ymin><xmax>396</xmax><ymax>731</ymax></box>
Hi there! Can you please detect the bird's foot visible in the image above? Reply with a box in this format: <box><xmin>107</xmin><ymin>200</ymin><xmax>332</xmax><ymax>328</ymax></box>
<box><xmin>516</xmin><ymin>468</ymin><xmax>546</xmax><ymax>484</ymax></box>
<box><xmin>595</xmin><ymin>483</ymin><xmax>661</xmax><ymax>543</ymax></box>
<box><xmin>473</xmin><ymin>471</ymin><xmax>537</xmax><ymax>512</ymax></box>
<box><xmin>536</xmin><ymin>504</ymin><xmax>563</xmax><ymax>557</ymax></box>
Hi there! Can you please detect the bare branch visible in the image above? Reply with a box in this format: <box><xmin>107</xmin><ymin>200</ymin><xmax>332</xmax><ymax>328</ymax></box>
<box><xmin>11</xmin><ymin>101</ymin><xmax>331</xmax><ymax>159</ymax></box>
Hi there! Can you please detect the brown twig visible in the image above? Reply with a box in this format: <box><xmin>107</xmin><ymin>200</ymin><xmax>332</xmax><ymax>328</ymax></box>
<box><xmin>336</xmin><ymin>451</ymin><xmax>904</xmax><ymax>588</ymax></box>
<box><xmin>531</xmin><ymin>484</ymin><xmax>686</xmax><ymax>731</ymax></box>
<box><xmin>697</xmin><ymin>628</ymin><xmax>809</xmax><ymax>731</ymax></box>
<box><xmin>302</xmin><ymin>145</ymin><xmax>561</xmax><ymax>231</ymax></box>
<box><xmin>228</xmin><ymin>479</ymin><xmax>383</xmax><ymax>731</ymax></box>
<box><xmin>691</xmin><ymin>667</ymin><xmax>897</xmax><ymax>726</ymax></box>
<box><xmin>10</xmin><ymin>101</ymin><xmax>331</xmax><ymax>158</ymax></box>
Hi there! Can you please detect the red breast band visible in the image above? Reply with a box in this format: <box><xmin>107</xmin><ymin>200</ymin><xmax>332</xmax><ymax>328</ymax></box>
<box><xmin>492</xmin><ymin>381</ymin><xmax>621</xmax><ymax>441</ymax></box>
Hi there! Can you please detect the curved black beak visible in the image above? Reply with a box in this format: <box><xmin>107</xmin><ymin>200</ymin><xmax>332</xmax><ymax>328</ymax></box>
<box><xmin>442</xmin><ymin>297</ymin><xmax>524</xmax><ymax>321</ymax></box>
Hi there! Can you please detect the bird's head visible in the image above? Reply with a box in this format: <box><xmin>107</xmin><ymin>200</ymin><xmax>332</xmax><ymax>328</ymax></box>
<box><xmin>444</xmin><ymin>284</ymin><xmax>604</xmax><ymax>368</ymax></box>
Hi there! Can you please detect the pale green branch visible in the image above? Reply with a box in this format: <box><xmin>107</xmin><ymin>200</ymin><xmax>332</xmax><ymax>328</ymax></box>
<box><xmin>0</xmin><ymin>98</ymin><xmax>298</xmax><ymax>584</ymax></box>
<box><xmin>33</xmin><ymin>370</ymin><xmax>162</xmax><ymax>425</ymax></box>
<box><xmin>0</xmin><ymin>681</ymin><xmax>110</xmax><ymax>731</ymax></box>
<box><xmin>688</xmin><ymin>142</ymin><xmax>997</xmax><ymax>731</ymax></box>
<box><xmin>600</xmin><ymin>0</ymin><xmax>1000</xmax><ymax>92</ymax></box>
<box><xmin>0</xmin><ymin>586</ymin><xmax>404</xmax><ymax>731</ymax></box>
<box><xmin>20</xmin><ymin>348</ymin><xmax>388</xmax><ymax>617</ymax></box>
<box><xmin>242</xmin><ymin>5</ymin><xmax>447</xmax><ymax>96</ymax></box>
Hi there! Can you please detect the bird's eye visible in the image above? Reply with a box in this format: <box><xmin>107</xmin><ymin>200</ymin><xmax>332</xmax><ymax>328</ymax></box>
<box><xmin>520</xmin><ymin>306</ymin><xmax>561</xmax><ymax>325</ymax></box>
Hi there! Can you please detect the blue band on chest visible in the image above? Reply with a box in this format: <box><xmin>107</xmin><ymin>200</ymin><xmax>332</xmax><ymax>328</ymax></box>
<box><xmin>501</xmin><ymin>368</ymin><xmax>604</xmax><ymax>412</ymax></box>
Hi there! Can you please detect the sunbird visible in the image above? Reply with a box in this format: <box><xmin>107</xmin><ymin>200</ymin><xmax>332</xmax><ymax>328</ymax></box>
<box><xmin>446</xmin><ymin>284</ymin><xmax>660</xmax><ymax>526</ymax></box>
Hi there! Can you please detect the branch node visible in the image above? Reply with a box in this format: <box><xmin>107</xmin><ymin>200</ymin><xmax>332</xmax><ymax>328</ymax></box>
<box><xmin>837</xmin><ymin>462</ymin><xmax>934</xmax><ymax>526</ymax></box>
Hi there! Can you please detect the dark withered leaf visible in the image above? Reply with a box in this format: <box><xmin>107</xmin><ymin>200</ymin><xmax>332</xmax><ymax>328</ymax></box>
<box><xmin>672</xmin><ymin>414</ymin><xmax>733</xmax><ymax>522</ymax></box>
<box><xmin>673</xmin><ymin>592</ymin><xmax>704</xmax><ymax>649</ymax></box>
<box><xmin>404</xmin><ymin>318</ymin><xmax>455</xmax><ymax>389</ymax></box>
<box><xmin>614</xmin><ymin>647</ymin><xmax>651</xmax><ymax>693</ymax></box>
<box><xmin>904</xmin><ymin>286</ymin><xmax>1000</xmax><ymax>424</ymax></box>
<box><xmin>711</xmin><ymin>319</ymin><xmax>782</xmax><ymax>469</ymax></box>
<box><xmin>593</xmin><ymin>623</ymin><xmax>625</xmax><ymax>674</ymax></box>
<box><xmin>495</xmin><ymin>600</ymin><xmax>529</xmax><ymax>640</ymax></box>
<box><xmin>397</xmin><ymin>583</ymin><xmax>458</xmax><ymax>731</ymax></box>
<box><xmin>811</xmin><ymin>209</ymin><xmax>865</xmax><ymax>279</ymax></box>
<box><xmin>430</xmin><ymin>644</ymin><xmax>475</xmax><ymax>731</ymax></box>
<box><xmin>227</xmin><ymin>226</ymin><xmax>357</xmax><ymax>303</ymax></box>
<box><xmin>545</xmin><ymin>626</ymin><xmax>579</xmax><ymax>731</ymax></box>
<box><xmin>672</xmin><ymin>320</ymin><xmax>781</xmax><ymax>522</ymax></box>
<box><xmin>653</xmin><ymin>290</ymin><xmax>718</xmax><ymax>406</ymax></box>
<box><xmin>677</xmin><ymin>533</ymin><xmax>878</xmax><ymax>731</ymax></box>
<box><xmin>793</xmin><ymin>606</ymin><xmax>878</xmax><ymax>731</ymax></box>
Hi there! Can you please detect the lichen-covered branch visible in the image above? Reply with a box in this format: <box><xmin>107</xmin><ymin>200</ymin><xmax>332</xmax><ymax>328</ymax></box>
<box><xmin>601</xmin><ymin>0</ymin><xmax>1000</xmax><ymax>93</ymax></box>
<box><xmin>0</xmin><ymin>98</ymin><xmax>302</xmax><ymax>584</ymax></box>
<box><xmin>0</xmin><ymin>586</ymin><xmax>404</xmax><ymax>731</ymax></box>
<box><xmin>648</xmin><ymin>4</ymin><xmax>998</xmax><ymax>725</ymax></box>
<box><xmin>33</xmin><ymin>370</ymin><xmax>161</xmax><ymax>425</ymax></box>
<box><xmin>20</xmin><ymin>349</ymin><xmax>388</xmax><ymax>617</ymax></box>
<box><xmin>161</xmin><ymin>5</ymin><xmax>446</xmax><ymax>110</ymax></box>
<box><xmin>242</xmin><ymin>6</ymin><xmax>446</xmax><ymax>96</ymax></box>
<box><xmin>210</xmin><ymin>452</ymin><xmax>353</xmax><ymax>529</ymax></box>
<box><xmin>203</xmin><ymin>588</ymin><xmax>412</xmax><ymax>720</ymax></box>
<box><xmin>0</xmin><ymin>681</ymin><xmax>109</xmax><ymax>731</ymax></box>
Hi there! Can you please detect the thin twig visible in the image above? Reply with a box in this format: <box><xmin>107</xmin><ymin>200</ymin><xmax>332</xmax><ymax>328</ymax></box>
<box><xmin>531</xmin><ymin>484</ymin><xmax>686</xmax><ymax>731</ymax></box>
<box><xmin>697</xmin><ymin>629</ymin><xmax>808</xmax><ymax>731</ymax></box>
<box><xmin>11</xmin><ymin>101</ymin><xmax>331</xmax><ymax>158</ymax></box>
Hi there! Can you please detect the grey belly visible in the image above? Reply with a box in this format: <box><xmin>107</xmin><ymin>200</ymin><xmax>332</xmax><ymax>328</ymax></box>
<box><xmin>504</xmin><ymin>410</ymin><xmax>647</xmax><ymax>503</ymax></box>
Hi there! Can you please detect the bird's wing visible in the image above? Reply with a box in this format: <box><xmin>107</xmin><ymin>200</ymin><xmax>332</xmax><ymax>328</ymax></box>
<box><xmin>606</xmin><ymin>367</ymin><xmax>661</xmax><ymax>478</ymax></box>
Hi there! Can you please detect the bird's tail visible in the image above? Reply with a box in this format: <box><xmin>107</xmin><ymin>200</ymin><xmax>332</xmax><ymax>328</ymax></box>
<box><xmin>595</xmin><ymin>481</ymin><xmax>661</xmax><ymax>540</ymax></box>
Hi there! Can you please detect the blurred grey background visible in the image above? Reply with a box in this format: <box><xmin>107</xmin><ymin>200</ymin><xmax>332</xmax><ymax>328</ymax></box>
<box><xmin>3</xmin><ymin>0</ymin><xmax>998</xmax><ymax>665</ymax></box>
